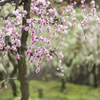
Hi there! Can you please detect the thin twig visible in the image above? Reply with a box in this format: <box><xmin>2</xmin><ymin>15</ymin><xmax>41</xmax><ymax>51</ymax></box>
<box><xmin>76</xmin><ymin>15</ymin><xmax>85</xmax><ymax>36</ymax></box>
<box><xmin>0</xmin><ymin>77</ymin><xmax>17</xmax><ymax>84</ymax></box>
<box><xmin>2</xmin><ymin>5</ymin><xmax>5</xmax><ymax>20</ymax></box>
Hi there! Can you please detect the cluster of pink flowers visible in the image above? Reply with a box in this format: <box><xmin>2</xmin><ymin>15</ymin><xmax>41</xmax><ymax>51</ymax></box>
<box><xmin>91</xmin><ymin>0</ymin><xmax>96</xmax><ymax>13</ymax></box>
<box><xmin>0</xmin><ymin>0</ymin><xmax>100</xmax><ymax>76</ymax></box>
<box><xmin>0</xmin><ymin>18</ymin><xmax>21</xmax><ymax>59</ymax></box>
<box><xmin>81</xmin><ymin>0</ymin><xmax>86</xmax><ymax>13</ymax></box>
<box><xmin>1</xmin><ymin>0</ymin><xmax>70</xmax><ymax>75</ymax></box>
<box><xmin>94</xmin><ymin>15</ymin><xmax>100</xmax><ymax>23</ymax></box>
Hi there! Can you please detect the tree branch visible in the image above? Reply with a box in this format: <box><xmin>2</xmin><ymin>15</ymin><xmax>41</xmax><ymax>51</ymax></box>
<box><xmin>0</xmin><ymin>77</ymin><xmax>17</xmax><ymax>84</ymax></box>
<box><xmin>0</xmin><ymin>0</ymin><xmax>15</xmax><ymax>6</ymax></box>
<box><xmin>15</xmin><ymin>0</ymin><xmax>20</xmax><ymax>10</ymax></box>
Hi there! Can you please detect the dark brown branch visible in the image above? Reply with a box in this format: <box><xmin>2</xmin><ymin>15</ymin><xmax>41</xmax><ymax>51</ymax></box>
<box><xmin>18</xmin><ymin>0</ymin><xmax>23</xmax><ymax>6</ymax></box>
<box><xmin>15</xmin><ymin>0</ymin><xmax>20</xmax><ymax>10</ymax></box>
<box><xmin>5</xmin><ymin>13</ymin><xmax>15</xmax><ymax>20</ymax></box>
<box><xmin>0</xmin><ymin>15</ymin><xmax>4</xmax><ymax>18</ymax></box>
<box><xmin>0</xmin><ymin>0</ymin><xmax>15</xmax><ymax>6</ymax></box>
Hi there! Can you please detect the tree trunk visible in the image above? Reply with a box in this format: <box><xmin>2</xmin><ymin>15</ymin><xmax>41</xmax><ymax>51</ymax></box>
<box><xmin>17</xmin><ymin>0</ymin><xmax>31</xmax><ymax>100</ymax></box>
<box><xmin>61</xmin><ymin>78</ymin><xmax>66</xmax><ymax>92</ymax></box>
<box><xmin>8</xmin><ymin>51</ymin><xmax>17</xmax><ymax>96</ymax></box>
<box><xmin>92</xmin><ymin>64</ymin><xmax>98</xmax><ymax>88</ymax></box>
<box><xmin>0</xmin><ymin>72</ymin><xmax>4</xmax><ymax>88</ymax></box>
<box><xmin>9</xmin><ymin>80</ymin><xmax>17</xmax><ymax>96</ymax></box>
<box><xmin>98</xmin><ymin>64</ymin><xmax>100</xmax><ymax>84</ymax></box>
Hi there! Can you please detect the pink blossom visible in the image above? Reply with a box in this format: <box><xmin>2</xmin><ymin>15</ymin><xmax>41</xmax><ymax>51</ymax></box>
<box><xmin>81</xmin><ymin>5</ymin><xmax>85</xmax><ymax>8</ymax></box>
<box><xmin>74</xmin><ymin>2</ymin><xmax>76</xmax><ymax>5</ymax></box>
<box><xmin>16</xmin><ymin>14</ymin><xmax>22</xmax><ymax>20</ymax></box>
<box><xmin>37</xmin><ymin>64</ymin><xmax>40</xmax><ymax>67</ymax></box>
<box><xmin>11</xmin><ymin>39</ymin><xmax>15</xmax><ymax>44</ymax></box>
<box><xmin>46</xmin><ymin>40</ymin><xmax>51</xmax><ymax>45</ymax></box>
<box><xmin>82</xmin><ymin>9</ymin><xmax>86</xmax><ymax>13</ymax></box>
<box><xmin>61</xmin><ymin>70</ymin><xmax>64</xmax><ymax>72</ymax></box>
<box><xmin>35</xmin><ymin>67</ymin><xmax>40</xmax><ymax>73</ymax></box>
<box><xmin>15</xmin><ymin>21</ymin><xmax>20</xmax><ymax>25</ymax></box>
<box><xmin>91</xmin><ymin>1</ymin><xmax>95</xmax><ymax>5</ymax></box>
<box><xmin>33</xmin><ymin>18</ymin><xmax>38</xmax><ymax>23</ymax></box>
<box><xmin>38</xmin><ymin>47</ymin><xmax>42</xmax><ymax>52</ymax></box>
<box><xmin>13</xmin><ymin>32</ymin><xmax>19</xmax><ymax>37</ymax></box>
<box><xmin>16</xmin><ymin>53</ymin><xmax>20</xmax><ymax>60</ymax></box>
<box><xmin>60</xmin><ymin>42</ymin><xmax>63</xmax><ymax>45</ymax></box>
<box><xmin>73</xmin><ymin>23</ymin><xmax>76</xmax><ymax>27</ymax></box>
<box><xmin>27</xmin><ymin>19</ymin><xmax>32</xmax><ymax>23</ymax></box>
<box><xmin>10</xmin><ymin>46</ymin><xmax>17</xmax><ymax>52</ymax></box>
<box><xmin>84</xmin><ymin>35</ymin><xmax>88</xmax><ymax>39</ymax></box>
<box><xmin>3</xmin><ymin>50</ymin><xmax>7</xmax><ymax>58</ymax></box>
<box><xmin>57</xmin><ymin>68</ymin><xmax>59</xmax><ymax>70</ymax></box>
<box><xmin>4</xmin><ymin>86</ymin><xmax>8</xmax><ymax>89</ymax></box>
<box><xmin>66</xmin><ymin>21</ymin><xmax>72</xmax><ymax>26</ymax></box>
<box><xmin>40</xmin><ymin>53</ymin><xmax>44</xmax><ymax>58</ymax></box>
<box><xmin>0</xmin><ymin>44</ymin><xmax>3</xmax><ymax>49</ymax></box>
<box><xmin>24</xmin><ymin>26</ymin><xmax>29</xmax><ymax>31</ymax></box>
<box><xmin>59</xmin><ymin>52</ymin><xmax>64</xmax><ymax>59</ymax></box>
<box><xmin>26</xmin><ymin>51</ymin><xmax>31</xmax><ymax>57</ymax></box>
<box><xmin>30</xmin><ymin>57</ymin><xmax>35</xmax><ymax>63</ymax></box>
<box><xmin>59</xmin><ymin>60</ymin><xmax>62</xmax><ymax>63</ymax></box>
<box><xmin>12</xmin><ymin>28</ymin><xmax>17</xmax><ymax>33</ymax></box>
<box><xmin>58</xmin><ymin>46</ymin><xmax>60</xmax><ymax>50</ymax></box>
<box><xmin>16</xmin><ymin>39</ymin><xmax>21</xmax><ymax>47</ymax></box>
<box><xmin>5</xmin><ymin>46</ymin><xmax>10</xmax><ymax>50</ymax></box>
<box><xmin>59</xmin><ymin>0</ymin><xmax>63</xmax><ymax>2</ymax></box>
<box><xmin>92</xmin><ymin>8</ymin><xmax>96</xmax><ymax>13</ymax></box>
<box><xmin>22</xmin><ymin>10</ymin><xmax>27</xmax><ymax>15</ymax></box>
<box><xmin>61</xmin><ymin>74</ymin><xmax>64</xmax><ymax>76</ymax></box>
<box><xmin>5</xmin><ymin>3</ymin><xmax>9</xmax><ymax>6</ymax></box>
<box><xmin>13</xmin><ymin>9</ymin><xmax>19</xmax><ymax>16</ymax></box>
<box><xmin>19</xmin><ymin>25</ymin><xmax>25</xmax><ymax>30</ymax></box>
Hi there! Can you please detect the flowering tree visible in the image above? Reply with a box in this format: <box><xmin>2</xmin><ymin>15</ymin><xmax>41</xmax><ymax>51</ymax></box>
<box><xmin>0</xmin><ymin>0</ymin><xmax>99</xmax><ymax>100</ymax></box>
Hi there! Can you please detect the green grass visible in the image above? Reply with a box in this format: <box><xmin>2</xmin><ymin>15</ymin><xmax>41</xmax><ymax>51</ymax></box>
<box><xmin>0</xmin><ymin>80</ymin><xmax>100</xmax><ymax>100</ymax></box>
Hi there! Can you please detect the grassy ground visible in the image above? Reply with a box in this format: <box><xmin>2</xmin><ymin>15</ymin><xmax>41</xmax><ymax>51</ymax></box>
<box><xmin>0</xmin><ymin>80</ymin><xmax>100</xmax><ymax>100</ymax></box>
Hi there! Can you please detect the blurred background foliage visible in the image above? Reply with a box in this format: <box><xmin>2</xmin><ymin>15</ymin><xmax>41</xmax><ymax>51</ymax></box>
<box><xmin>0</xmin><ymin>0</ymin><xmax>100</xmax><ymax>100</ymax></box>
